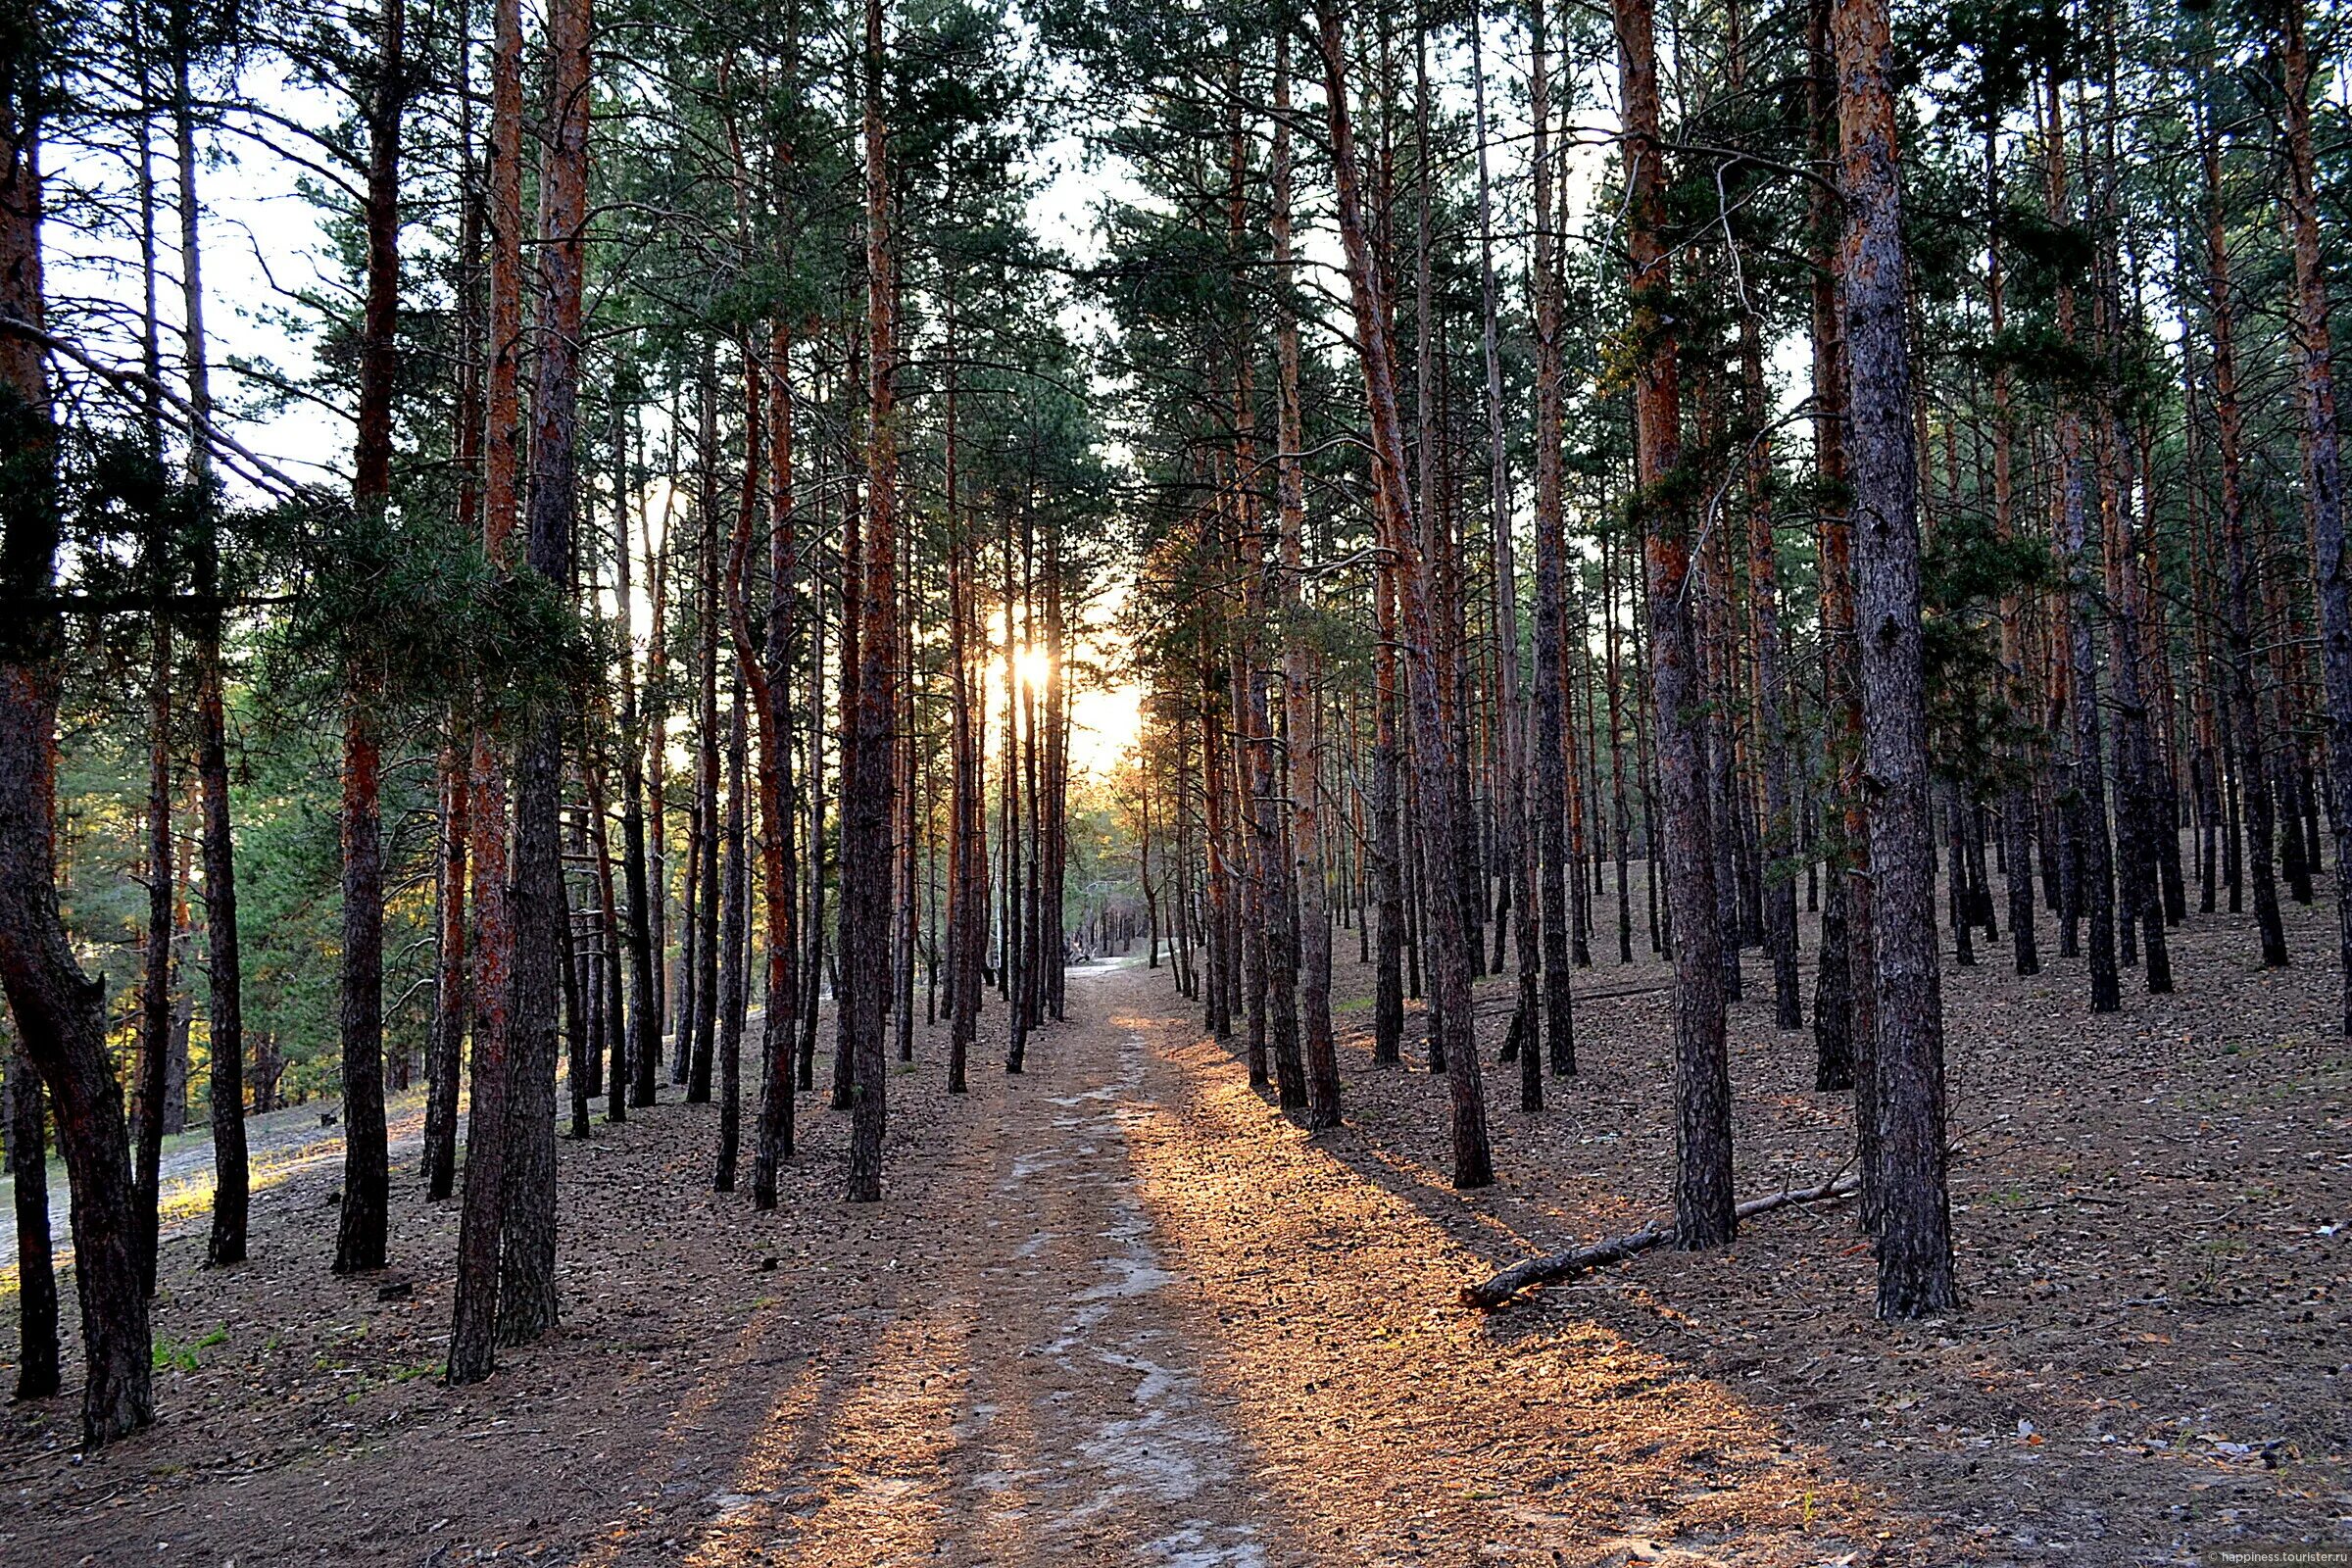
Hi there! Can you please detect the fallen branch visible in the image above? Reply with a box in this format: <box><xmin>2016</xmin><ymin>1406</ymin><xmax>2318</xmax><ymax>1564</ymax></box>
<box><xmin>1460</xmin><ymin>1171</ymin><xmax>1861</xmax><ymax>1308</ymax></box>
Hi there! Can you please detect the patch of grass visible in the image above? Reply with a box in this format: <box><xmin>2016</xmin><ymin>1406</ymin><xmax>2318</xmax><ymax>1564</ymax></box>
<box><xmin>152</xmin><ymin>1324</ymin><xmax>231</xmax><ymax>1372</ymax></box>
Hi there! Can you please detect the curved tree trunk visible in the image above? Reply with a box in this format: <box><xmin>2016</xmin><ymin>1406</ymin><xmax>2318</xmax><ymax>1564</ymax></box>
<box><xmin>0</xmin><ymin>95</ymin><xmax>154</xmax><ymax>1444</ymax></box>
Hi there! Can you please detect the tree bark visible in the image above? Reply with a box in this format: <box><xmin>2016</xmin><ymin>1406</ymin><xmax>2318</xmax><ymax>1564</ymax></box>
<box><xmin>1836</xmin><ymin>0</ymin><xmax>1956</xmax><ymax>1315</ymax></box>
<box><xmin>446</xmin><ymin>0</ymin><xmax>526</xmax><ymax>1384</ymax></box>
<box><xmin>492</xmin><ymin>0</ymin><xmax>587</xmax><ymax>1348</ymax></box>
<box><xmin>0</xmin><ymin>91</ymin><xmax>154</xmax><ymax>1442</ymax></box>
<box><xmin>2277</xmin><ymin>0</ymin><xmax>2352</xmax><ymax>1029</ymax></box>
<box><xmin>1271</xmin><ymin>29</ymin><xmax>1338</xmax><ymax>1128</ymax></box>
<box><xmin>334</xmin><ymin>0</ymin><xmax>407</xmax><ymax>1276</ymax></box>
<box><xmin>752</xmin><ymin>318</ymin><xmax>801</xmax><ymax>1203</ymax></box>
<box><xmin>1314</xmin><ymin>0</ymin><xmax>1492</xmax><ymax>1189</ymax></box>
<box><xmin>1611</xmin><ymin>0</ymin><xmax>1733</xmax><ymax>1243</ymax></box>
<box><xmin>1529</xmin><ymin>0</ymin><xmax>1576</xmax><ymax>1072</ymax></box>
<box><xmin>843</xmin><ymin>0</ymin><xmax>897</xmax><ymax>1201</ymax></box>
<box><xmin>5</xmin><ymin>1042</ymin><xmax>60</xmax><ymax>1399</ymax></box>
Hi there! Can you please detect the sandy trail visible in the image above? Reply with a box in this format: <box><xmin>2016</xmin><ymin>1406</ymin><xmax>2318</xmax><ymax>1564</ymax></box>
<box><xmin>19</xmin><ymin>947</ymin><xmax>2236</xmax><ymax>1565</ymax></box>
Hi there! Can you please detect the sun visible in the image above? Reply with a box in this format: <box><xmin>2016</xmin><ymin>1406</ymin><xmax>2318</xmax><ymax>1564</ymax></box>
<box><xmin>1009</xmin><ymin>645</ymin><xmax>1052</xmax><ymax>691</ymax></box>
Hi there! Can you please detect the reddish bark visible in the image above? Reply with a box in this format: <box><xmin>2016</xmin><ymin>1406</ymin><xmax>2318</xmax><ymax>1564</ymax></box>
<box><xmin>0</xmin><ymin>90</ymin><xmax>153</xmax><ymax>1443</ymax></box>
<box><xmin>446</xmin><ymin>0</ymin><xmax>525</xmax><ymax>1385</ymax></box>
<box><xmin>1611</xmin><ymin>0</ymin><xmax>1733</xmax><ymax>1242</ymax></box>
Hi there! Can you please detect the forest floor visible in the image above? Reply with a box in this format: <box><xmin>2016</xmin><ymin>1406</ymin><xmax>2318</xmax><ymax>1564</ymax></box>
<box><xmin>2</xmin><ymin>886</ymin><xmax>2350</xmax><ymax>1567</ymax></box>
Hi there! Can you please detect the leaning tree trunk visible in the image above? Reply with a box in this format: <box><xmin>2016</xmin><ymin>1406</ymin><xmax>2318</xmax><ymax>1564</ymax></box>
<box><xmin>0</xmin><ymin>93</ymin><xmax>154</xmax><ymax>1444</ymax></box>
<box><xmin>1314</xmin><ymin>0</ymin><xmax>1493</xmax><ymax>1189</ymax></box>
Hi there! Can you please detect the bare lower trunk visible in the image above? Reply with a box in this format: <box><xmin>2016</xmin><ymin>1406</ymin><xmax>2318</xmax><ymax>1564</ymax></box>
<box><xmin>6</xmin><ymin>1045</ymin><xmax>60</xmax><ymax>1399</ymax></box>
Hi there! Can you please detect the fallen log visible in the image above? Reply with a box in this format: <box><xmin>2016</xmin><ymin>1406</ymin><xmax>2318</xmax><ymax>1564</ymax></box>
<box><xmin>1461</xmin><ymin>1171</ymin><xmax>1861</xmax><ymax>1308</ymax></box>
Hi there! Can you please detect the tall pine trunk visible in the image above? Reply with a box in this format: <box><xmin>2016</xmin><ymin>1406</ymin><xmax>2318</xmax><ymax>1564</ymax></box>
<box><xmin>446</xmin><ymin>0</ymin><xmax>526</xmax><ymax>1384</ymax></box>
<box><xmin>2278</xmin><ymin>0</ymin><xmax>2352</xmax><ymax>1027</ymax></box>
<box><xmin>1314</xmin><ymin>0</ymin><xmax>1492</xmax><ymax>1189</ymax></box>
<box><xmin>842</xmin><ymin>0</ymin><xmax>897</xmax><ymax>1201</ymax></box>
<box><xmin>1836</xmin><ymin>0</ymin><xmax>1956</xmax><ymax>1315</ymax></box>
<box><xmin>334</xmin><ymin>0</ymin><xmax>407</xmax><ymax>1277</ymax></box>
<box><xmin>0</xmin><ymin>84</ymin><xmax>154</xmax><ymax>1442</ymax></box>
<box><xmin>1611</xmin><ymin>0</ymin><xmax>1733</xmax><ymax>1243</ymax></box>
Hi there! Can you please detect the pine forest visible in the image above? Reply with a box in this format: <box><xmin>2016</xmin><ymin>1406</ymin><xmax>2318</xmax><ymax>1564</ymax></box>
<box><xmin>0</xmin><ymin>0</ymin><xmax>2348</xmax><ymax>1558</ymax></box>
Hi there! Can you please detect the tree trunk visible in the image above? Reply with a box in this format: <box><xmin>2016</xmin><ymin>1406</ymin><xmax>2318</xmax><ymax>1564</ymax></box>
<box><xmin>2046</xmin><ymin>75</ymin><xmax>2121</xmax><ymax>1014</ymax></box>
<box><xmin>1836</xmin><ymin>0</ymin><xmax>1956</xmax><ymax>1315</ymax></box>
<box><xmin>1529</xmin><ymin>0</ymin><xmax>1576</xmax><ymax>1071</ymax></box>
<box><xmin>1985</xmin><ymin>123</ymin><xmax>2039</xmax><ymax>978</ymax></box>
<box><xmin>333</xmin><ymin>0</ymin><xmax>406</xmax><ymax>1276</ymax></box>
<box><xmin>492</xmin><ymin>0</ymin><xmax>587</xmax><ymax>1348</ymax></box>
<box><xmin>1611</xmin><ymin>0</ymin><xmax>1733</xmax><ymax>1243</ymax></box>
<box><xmin>1271</xmin><ymin>30</ymin><xmax>1338</xmax><ymax>1127</ymax></box>
<box><xmin>715</xmin><ymin>678</ymin><xmax>748</xmax><ymax>1190</ymax></box>
<box><xmin>1314</xmin><ymin>0</ymin><xmax>1492</xmax><ymax>1189</ymax></box>
<box><xmin>446</xmin><ymin>0</ymin><xmax>526</xmax><ymax>1384</ymax></box>
<box><xmin>424</xmin><ymin>724</ymin><xmax>467</xmax><ymax>1195</ymax></box>
<box><xmin>2278</xmin><ymin>0</ymin><xmax>2352</xmax><ymax>1028</ymax></box>
<box><xmin>6</xmin><ymin>1043</ymin><xmax>60</xmax><ymax>1399</ymax></box>
<box><xmin>752</xmin><ymin>318</ymin><xmax>801</xmax><ymax>1203</ymax></box>
<box><xmin>0</xmin><ymin>91</ymin><xmax>154</xmax><ymax>1442</ymax></box>
<box><xmin>132</xmin><ymin>542</ymin><xmax>172</xmax><ymax>1296</ymax></box>
<box><xmin>843</xmin><ymin>0</ymin><xmax>897</xmax><ymax>1201</ymax></box>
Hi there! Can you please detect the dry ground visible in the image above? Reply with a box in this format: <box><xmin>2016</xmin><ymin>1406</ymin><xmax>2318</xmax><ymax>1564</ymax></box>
<box><xmin>2</xmin><ymin>879</ymin><xmax>2348</xmax><ymax>1567</ymax></box>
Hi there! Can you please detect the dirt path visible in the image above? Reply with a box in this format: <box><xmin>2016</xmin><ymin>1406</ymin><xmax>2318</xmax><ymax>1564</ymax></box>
<box><xmin>17</xmin><ymin>924</ymin><xmax>2342</xmax><ymax>1564</ymax></box>
<box><xmin>1</xmin><ymin>958</ymin><xmax>1898</xmax><ymax>1568</ymax></box>
<box><xmin>677</xmin><ymin>967</ymin><xmax>1288</xmax><ymax>1566</ymax></box>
